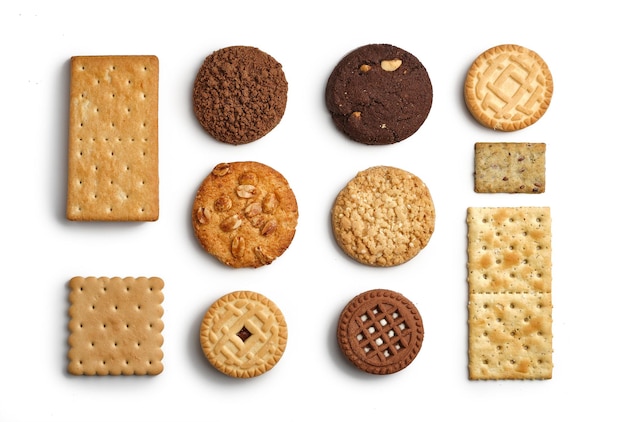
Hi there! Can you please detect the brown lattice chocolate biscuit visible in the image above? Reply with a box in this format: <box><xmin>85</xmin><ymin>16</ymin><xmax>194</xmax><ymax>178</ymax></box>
<box><xmin>464</xmin><ymin>44</ymin><xmax>553</xmax><ymax>131</ymax></box>
<box><xmin>331</xmin><ymin>166</ymin><xmax>435</xmax><ymax>266</ymax></box>
<box><xmin>337</xmin><ymin>289</ymin><xmax>424</xmax><ymax>375</ymax></box>
<box><xmin>67</xmin><ymin>276</ymin><xmax>164</xmax><ymax>375</ymax></box>
<box><xmin>200</xmin><ymin>291</ymin><xmax>288</xmax><ymax>378</ymax></box>
<box><xmin>193</xmin><ymin>46</ymin><xmax>288</xmax><ymax>145</ymax></box>
<box><xmin>192</xmin><ymin>161</ymin><xmax>298</xmax><ymax>268</ymax></box>
<box><xmin>325</xmin><ymin>44</ymin><xmax>432</xmax><ymax>145</ymax></box>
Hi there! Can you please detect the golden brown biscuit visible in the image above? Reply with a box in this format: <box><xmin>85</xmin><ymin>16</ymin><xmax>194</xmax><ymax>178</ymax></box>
<box><xmin>331</xmin><ymin>166</ymin><xmax>435</xmax><ymax>266</ymax></box>
<box><xmin>192</xmin><ymin>162</ymin><xmax>299</xmax><ymax>268</ymax></box>
<box><xmin>467</xmin><ymin>207</ymin><xmax>552</xmax><ymax>380</ymax></box>
<box><xmin>66</xmin><ymin>56</ymin><xmax>159</xmax><ymax>221</ymax></box>
<box><xmin>464</xmin><ymin>45</ymin><xmax>553</xmax><ymax>131</ymax></box>
<box><xmin>474</xmin><ymin>142</ymin><xmax>546</xmax><ymax>193</ymax></box>
<box><xmin>67</xmin><ymin>276</ymin><xmax>164</xmax><ymax>375</ymax></box>
<box><xmin>200</xmin><ymin>291</ymin><xmax>288</xmax><ymax>378</ymax></box>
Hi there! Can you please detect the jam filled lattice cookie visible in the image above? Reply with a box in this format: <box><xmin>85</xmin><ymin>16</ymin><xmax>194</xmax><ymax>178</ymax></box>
<box><xmin>325</xmin><ymin>44</ymin><xmax>432</xmax><ymax>145</ymax></box>
<box><xmin>337</xmin><ymin>289</ymin><xmax>424</xmax><ymax>375</ymax></box>
<box><xmin>464</xmin><ymin>44</ymin><xmax>553</xmax><ymax>131</ymax></box>
<box><xmin>193</xmin><ymin>46</ymin><xmax>288</xmax><ymax>145</ymax></box>
<box><xmin>331</xmin><ymin>166</ymin><xmax>435</xmax><ymax>266</ymax></box>
<box><xmin>200</xmin><ymin>291</ymin><xmax>288</xmax><ymax>378</ymax></box>
<box><xmin>192</xmin><ymin>161</ymin><xmax>299</xmax><ymax>268</ymax></box>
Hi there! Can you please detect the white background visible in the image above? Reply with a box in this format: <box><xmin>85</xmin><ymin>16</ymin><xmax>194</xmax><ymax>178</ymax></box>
<box><xmin>1</xmin><ymin>1</ymin><xmax>624</xmax><ymax>421</ymax></box>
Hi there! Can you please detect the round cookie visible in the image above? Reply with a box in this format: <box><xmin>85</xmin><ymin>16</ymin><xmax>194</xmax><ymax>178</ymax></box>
<box><xmin>192</xmin><ymin>46</ymin><xmax>288</xmax><ymax>145</ymax></box>
<box><xmin>200</xmin><ymin>291</ymin><xmax>288</xmax><ymax>378</ymax></box>
<box><xmin>337</xmin><ymin>289</ymin><xmax>424</xmax><ymax>375</ymax></box>
<box><xmin>331</xmin><ymin>166</ymin><xmax>435</xmax><ymax>267</ymax></box>
<box><xmin>464</xmin><ymin>44</ymin><xmax>553</xmax><ymax>131</ymax></box>
<box><xmin>325</xmin><ymin>43</ymin><xmax>432</xmax><ymax>145</ymax></box>
<box><xmin>192</xmin><ymin>161</ymin><xmax>298</xmax><ymax>268</ymax></box>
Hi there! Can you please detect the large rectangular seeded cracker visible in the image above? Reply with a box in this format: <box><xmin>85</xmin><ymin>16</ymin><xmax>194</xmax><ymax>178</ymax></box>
<box><xmin>467</xmin><ymin>207</ymin><xmax>552</xmax><ymax>380</ymax></box>
<box><xmin>66</xmin><ymin>56</ymin><xmax>159</xmax><ymax>221</ymax></box>
<box><xmin>67</xmin><ymin>276</ymin><xmax>164</xmax><ymax>375</ymax></box>
<box><xmin>474</xmin><ymin>142</ymin><xmax>545</xmax><ymax>193</ymax></box>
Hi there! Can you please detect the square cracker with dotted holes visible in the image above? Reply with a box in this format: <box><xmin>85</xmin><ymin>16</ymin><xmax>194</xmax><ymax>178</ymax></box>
<box><xmin>467</xmin><ymin>207</ymin><xmax>552</xmax><ymax>380</ymax></box>
<box><xmin>67</xmin><ymin>276</ymin><xmax>164</xmax><ymax>375</ymax></box>
<box><xmin>66</xmin><ymin>56</ymin><xmax>159</xmax><ymax>221</ymax></box>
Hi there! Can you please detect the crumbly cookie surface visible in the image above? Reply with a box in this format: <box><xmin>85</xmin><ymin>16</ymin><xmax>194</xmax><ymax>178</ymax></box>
<box><xmin>193</xmin><ymin>46</ymin><xmax>287</xmax><ymax>145</ymax></box>
<box><xmin>192</xmin><ymin>162</ymin><xmax>298</xmax><ymax>268</ymax></box>
<box><xmin>331</xmin><ymin>166</ymin><xmax>435</xmax><ymax>266</ymax></box>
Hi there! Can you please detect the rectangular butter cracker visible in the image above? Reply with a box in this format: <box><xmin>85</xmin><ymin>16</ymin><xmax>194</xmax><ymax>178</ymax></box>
<box><xmin>467</xmin><ymin>207</ymin><xmax>553</xmax><ymax>380</ymax></box>
<box><xmin>66</xmin><ymin>56</ymin><xmax>159</xmax><ymax>221</ymax></box>
<box><xmin>474</xmin><ymin>142</ymin><xmax>545</xmax><ymax>194</ymax></box>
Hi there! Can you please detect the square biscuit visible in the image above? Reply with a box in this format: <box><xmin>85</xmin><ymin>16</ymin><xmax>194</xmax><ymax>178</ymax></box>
<box><xmin>68</xmin><ymin>276</ymin><xmax>164</xmax><ymax>375</ymax></box>
<box><xmin>467</xmin><ymin>206</ymin><xmax>552</xmax><ymax>294</ymax></box>
<box><xmin>66</xmin><ymin>56</ymin><xmax>159</xmax><ymax>221</ymax></box>
<box><xmin>468</xmin><ymin>292</ymin><xmax>553</xmax><ymax>380</ymax></box>
<box><xmin>474</xmin><ymin>142</ymin><xmax>545</xmax><ymax>193</ymax></box>
<box><xmin>467</xmin><ymin>207</ymin><xmax>552</xmax><ymax>380</ymax></box>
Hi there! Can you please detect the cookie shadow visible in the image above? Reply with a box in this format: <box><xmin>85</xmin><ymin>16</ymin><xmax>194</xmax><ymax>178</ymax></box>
<box><xmin>54</xmin><ymin>59</ymin><xmax>71</xmax><ymax>224</ymax></box>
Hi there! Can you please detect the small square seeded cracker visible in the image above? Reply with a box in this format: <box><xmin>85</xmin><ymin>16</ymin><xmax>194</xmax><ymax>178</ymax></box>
<box><xmin>467</xmin><ymin>207</ymin><xmax>552</xmax><ymax>380</ymax></box>
<box><xmin>474</xmin><ymin>142</ymin><xmax>545</xmax><ymax>193</ymax></box>
<box><xmin>68</xmin><ymin>276</ymin><xmax>164</xmax><ymax>375</ymax></box>
<box><xmin>66</xmin><ymin>56</ymin><xmax>159</xmax><ymax>221</ymax></box>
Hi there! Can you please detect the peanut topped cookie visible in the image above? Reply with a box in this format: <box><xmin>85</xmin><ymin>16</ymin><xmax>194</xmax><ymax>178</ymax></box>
<box><xmin>325</xmin><ymin>44</ymin><xmax>432</xmax><ymax>145</ymax></box>
<box><xmin>464</xmin><ymin>44</ymin><xmax>553</xmax><ymax>131</ymax></box>
<box><xmin>331</xmin><ymin>166</ymin><xmax>435</xmax><ymax>267</ymax></box>
<box><xmin>192</xmin><ymin>162</ymin><xmax>298</xmax><ymax>268</ymax></box>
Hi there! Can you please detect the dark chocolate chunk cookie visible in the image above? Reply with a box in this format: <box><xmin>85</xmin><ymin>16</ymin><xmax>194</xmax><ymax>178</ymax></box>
<box><xmin>337</xmin><ymin>289</ymin><xmax>424</xmax><ymax>375</ymax></box>
<box><xmin>325</xmin><ymin>44</ymin><xmax>432</xmax><ymax>145</ymax></box>
<box><xmin>193</xmin><ymin>46</ymin><xmax>288</xmax><ymax>145</ymax></box>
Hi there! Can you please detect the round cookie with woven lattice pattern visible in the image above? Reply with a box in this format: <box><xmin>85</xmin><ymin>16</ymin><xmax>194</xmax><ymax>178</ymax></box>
<box><xmin>337</xmin><ymin>289</ymin><xmax>424</xmax><ymax>375</ymax></box>
<box><xmin>200</xmin><ymin>291</ymin><xmax>288</xmax><ymax>378</ymax></box>
<box><xmin>464</xmin><ymin>44</ymin><xmax>553</xmax><ymax>131</ymax></box>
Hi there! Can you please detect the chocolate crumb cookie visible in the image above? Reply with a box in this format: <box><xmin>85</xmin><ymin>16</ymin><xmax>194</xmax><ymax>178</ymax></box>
<box><xmin>192</xmin><ymin>162</ymin><xmax>298</xmax><ymax>268</ymax></box>
<box><xmin>325</xmin><ymin>44</ymin><xmax>432</xmax><ymax>145</ymax></box>
<box><xmin>331</xmin><ymin>166</ymin><xmax>435</xmax><ymax>266</ymax></box>
<box><xmin>337</xmin><ymin>289</ymin><xmax>424</xmax><ymax>375</ymax></box>
<box><xmin>193</xmin><ymin>46</ymin><xmax>288</xmax><ymax>145</ymax></box>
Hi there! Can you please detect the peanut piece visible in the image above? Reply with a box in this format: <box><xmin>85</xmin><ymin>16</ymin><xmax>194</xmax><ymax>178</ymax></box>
<box><xmin>381</xmin><ymin>59</ymin><xmax>402</xmax><ymax>72</ymax></box>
